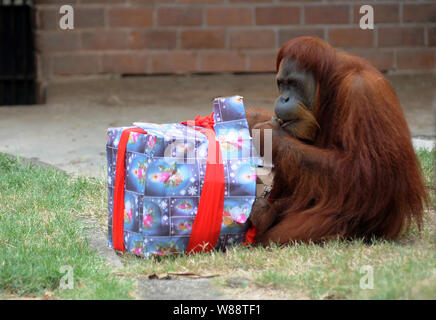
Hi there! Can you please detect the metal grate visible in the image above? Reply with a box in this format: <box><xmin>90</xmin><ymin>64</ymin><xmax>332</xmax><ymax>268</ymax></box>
<box><xmin>0</xmin><ymin>0</ymin><xmax>36</xmax><ymax>105</ymax></box>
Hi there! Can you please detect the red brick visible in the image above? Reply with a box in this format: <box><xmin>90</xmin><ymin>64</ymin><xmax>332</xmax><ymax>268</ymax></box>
<box><xmin>130</xmin><ymin>30</ymin><xmax>177</xmax><ymax>50</ymax></box>
<box><xmin>206</xmin><ymin>7</ymin><xmax>252</xmax><ymax>26</ymax></box>
<box><xmin>75</xmin><ymin>8</ymin><xmax>105</xmax><ymax>29</ymax></box>
<box><xmin>230</xmin><ymin>30</ymin><xmax>275</xmax><ymax>49</ymax></box>
<box><xmin>199</xmin><ymin>51</ymin><xmax>246</xmax><ymax>73</ymax></box>
<box><xmin>102</xmin><ymin>53</ymin><xmax>149</xmax><ymax>74</ymax></box>
<box><xmin>37</xmin><ymin>9</ymin><xmax>58</xmax><ymax>30</ymax></box>
<box><xmin>353</xmin><ymin>4</ymin><xmax>399</xmax><ymax>24</ymax></box>
<box><xmin>157</xmin><ymin>7</ymin><xmax>202</xmax><ymax>26</ymax></box>
<box><xmin>36</xmin><ymin>32</ymin><xmax>80</xmax><ymax>53</ymax></box>
<box><xmin>53</xmin><ymin>54</ymin><xmax>101</xmax><ymax>75</ymax></box>
<box><xmin>256</xmin><ymin>6</ymin><xmax>301</xmax><ymax>25</ymax></box>
<box><xmin>348</xmin><ymin>49</ymin><xmax>394</xmax><ymax>72</ymax></box>
<box><xmin>305</xmin><ymin>5</ymin><xmax>349</xmax><ymax>25</ymax></box>
<box><xmin>36</xmin><ymin>54</ymin><xmax>51</xmax><ymax>81</ymax></box>
<box><xmin>403</xmin><ymin>4</ymin><xmax>436</xmax><ymax>23</ymax></box>
<box><xmin>38</xmin><ymin>7</ymin><xmax>105</xmax><ymax>30</ymax></box>
<box><xmin>247</xmin><ymin>51</ymin><xmax>276</xmax><ymax>72</ymax></box>
<box><xmin>179</xmin><ymin>0</ymin><xmax>222</xmax><ymax>3</ymax></box>
<box><xmin>34</xmin><ymin>0</ymin><xmax>79</xmax><ymax>4</ymax></box>
<box><xmin>378</xmin><ymin>27</ymin><xmax>425</xmax><ymax>47</ymax></box>
<box><xmin>108</xmin><ymin>7</ymin><xmax>153</xmax><ymax>27</ymax></box>
<box><xmin>328</xmin><ymin>28</ymin><xmax>374</xmax><ymax>47</ymax></box>
<box><xmin>429</xmin><ymin>27</ymin><xmax>436</xmax><ymax>47</ymax></box>
<box><xmin>36</xmin><ymin>0</ymin><xmax>436</xmax><ymax>79</ymax></box>
<box><xmin>181</xmin><ymin>30</ymin><xmax>226</xmax><ymax>49</ymax></box>
<box><xmin>83</xmin><ymin>0</ymin><xmax>126</xmax><ymax>3</ymax></box>
<box><xmin>150</xmin><ymin>51</ymin><xmax>197</xmax><ymax>74</ymax></box>
<box><xmin>130</xmin><ymin>0</ymin><xmax>173</xmax><ymax>3</ymax></box>
<box><xmin>229</xmin><ymin>0</ymin><xmax>273</xmax><ymax>2</ymax></box>
<box><xmin>397</xmin><ymin>50</ymin><xmax>435</xmax><ymax>70</ymax></box>
<box><xmin>325</xmin><ymin>0</ymin><xmax>370</xmax><ymax>2</ymax></box>
<box><xmin>278</xmin><ymin>28</ymin><xmax>324</xmax><ymax>47</ymax></box>
<box><xmin>82</xmin><ymin>30</ymin><xmax>129</xmax><ymax>50</ymax></box>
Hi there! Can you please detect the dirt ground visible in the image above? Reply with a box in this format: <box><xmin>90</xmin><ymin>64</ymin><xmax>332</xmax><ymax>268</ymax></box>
<box><xmin>0</xmin><ymin>73</ymin><xmax>434</xmax><ymax>177</ymax></box>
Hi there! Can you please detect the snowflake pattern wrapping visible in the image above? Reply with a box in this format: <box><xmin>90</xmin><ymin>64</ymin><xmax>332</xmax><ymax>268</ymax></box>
<box><xmin>107</xmin><ymin>96</ymin><xmax>258</xmax><ymax>258</ymax></box>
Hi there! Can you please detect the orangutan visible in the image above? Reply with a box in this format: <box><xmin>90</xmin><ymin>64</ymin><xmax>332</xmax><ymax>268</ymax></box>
<box><xmin>246</xmin><ymin>36</ymin><xmax>427</xmax><ymax>245</ymax></box>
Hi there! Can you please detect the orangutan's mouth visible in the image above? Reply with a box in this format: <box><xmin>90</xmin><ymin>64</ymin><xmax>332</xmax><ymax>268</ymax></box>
<box><xmin>280</xmin><ymin>119</ymin><xmax>300</xmax><ymax>129</ymax></box>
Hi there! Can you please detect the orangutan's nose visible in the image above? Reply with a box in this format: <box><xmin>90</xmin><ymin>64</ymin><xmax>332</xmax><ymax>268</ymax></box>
<box><xmin>275</xmin><ymin>94</ymin><xmax>299</xmax><ymax>121</ymax></box>
<box><xmin>280</xmin><ymin>96</ymin><xmax>290</xmax><ymax>103</ymax></box>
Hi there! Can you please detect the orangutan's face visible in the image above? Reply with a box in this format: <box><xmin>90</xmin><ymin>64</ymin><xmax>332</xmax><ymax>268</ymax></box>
<box><xmin>274</xmin><ymin>59</ymin><xmax>317</xmax><ymax>126</ymax></box>
<box><xmin>272</xmin><ymin>59</ymin><xmax>319</xmax><ymax>142</ymax></box>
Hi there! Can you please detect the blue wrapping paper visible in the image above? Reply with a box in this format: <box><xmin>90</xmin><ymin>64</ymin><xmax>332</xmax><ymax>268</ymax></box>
<box><xmin>106</xmin><ymin>96</ymin><xmax>259</xmax><ymax>258</ymax></box>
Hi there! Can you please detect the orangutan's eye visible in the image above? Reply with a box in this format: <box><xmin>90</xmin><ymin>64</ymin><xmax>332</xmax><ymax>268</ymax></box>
<box><xmin>287</xmin><ymin>79</ymin><xmax>305</xmax><ymax>94</ymax></box>
<box><xmin>286</xmin><ymin>78</ymin><xmax>298</xmax><ymax>88</ymax></box>
<box><xmin>277</xmin><ymin>79</ymin><xmax>285</xmax><ymax>92</ymax></box>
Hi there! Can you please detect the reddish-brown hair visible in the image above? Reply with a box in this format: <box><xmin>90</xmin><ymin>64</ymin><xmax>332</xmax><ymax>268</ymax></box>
<box><xmin>254</xmin><ymin>37</ymin><xmax>427</xmax><ymax>244</ymax></box>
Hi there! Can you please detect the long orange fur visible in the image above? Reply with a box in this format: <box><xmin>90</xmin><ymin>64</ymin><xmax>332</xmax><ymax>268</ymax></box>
<box><xmin>246</xmin><ymin>37</ymin><xmax>427</xmax><ymax>245</ymax></box>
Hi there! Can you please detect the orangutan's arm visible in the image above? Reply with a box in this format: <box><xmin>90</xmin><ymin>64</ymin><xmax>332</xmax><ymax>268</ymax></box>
<box><xmin>245</xmin><ymin>108</ymin><xmax>274</xmax><ymax>132</ymax></box>
<box><xmin>258</xmin><ymin>120</ymin><xmax>339</xmax><ymax>173</ymax></box>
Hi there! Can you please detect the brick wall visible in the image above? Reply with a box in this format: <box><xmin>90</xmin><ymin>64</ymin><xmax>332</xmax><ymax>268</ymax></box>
<box><xmin>34</xmin><ymin>0</ymin><xmax>436</xmax><ymax>83</ymax></box>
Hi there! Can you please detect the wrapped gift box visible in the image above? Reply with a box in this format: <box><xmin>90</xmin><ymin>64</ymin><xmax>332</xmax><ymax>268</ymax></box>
<box><xmin>106</xmin><ymin>96</ymin><xmax>258</xmax><ymax>258</ymax></box>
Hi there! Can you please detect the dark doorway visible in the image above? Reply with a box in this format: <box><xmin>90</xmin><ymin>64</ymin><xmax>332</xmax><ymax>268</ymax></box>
<box><xmin>0</xmin><ymin>0</ymin><xmax>36</xmax><ymax>105</ymax></box>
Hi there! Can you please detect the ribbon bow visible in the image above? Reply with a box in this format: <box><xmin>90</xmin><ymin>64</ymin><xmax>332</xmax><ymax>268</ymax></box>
<box><xmin>181</xmin><ymin>113</ymin><xmax>215</xmax><ymax>130</ymax></box>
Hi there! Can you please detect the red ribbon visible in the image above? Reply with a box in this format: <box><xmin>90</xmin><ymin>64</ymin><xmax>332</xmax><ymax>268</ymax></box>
<box><xmin>244</xmin><ymin>226</ymin><xmax>257</xmax><ymax>245</ymax></box>
<box><xmin>182</xmin><ymin>113</ymin><xmax>225</xmax><ymax>253</ymax></box>
<box><xmin>112</xmin><ymin>127</ymin><xmax>147</xmax><ymax>251</ymax></box>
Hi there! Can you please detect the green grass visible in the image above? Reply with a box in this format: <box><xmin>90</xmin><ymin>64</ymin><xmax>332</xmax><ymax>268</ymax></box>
<box><xmin>416</xmin><ymin>148</ymin><xmax>435</xmax><ymax>195</ymax></box>
<box><xmin>0</xmin><ymin>154</ymin><xmax>132</xmax><ymax>299</ymax></box>
<box><xmin>0</xmin><ymin>149</ymin><xmax>434</xmax><ymax>300</ymax></box>
<box><xmin>118</xmin><ymin>149</ymin><xmax>436</xmax><ymax>300</ymax></box>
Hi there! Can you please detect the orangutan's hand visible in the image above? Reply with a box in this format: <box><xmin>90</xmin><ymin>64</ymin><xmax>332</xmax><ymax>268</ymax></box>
<box><xmin>248</xmin><ymin>198</ymin><xmax>276</xmax><ymax>235</ymax></box>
